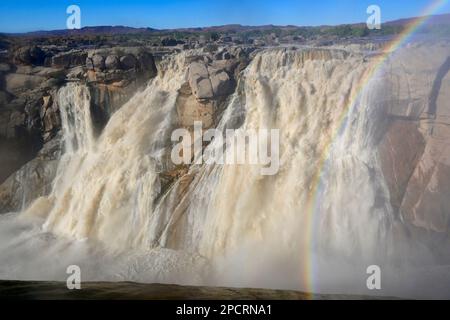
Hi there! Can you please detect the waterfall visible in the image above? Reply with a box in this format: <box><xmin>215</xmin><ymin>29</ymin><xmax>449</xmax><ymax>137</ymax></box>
<box><xmin>58</xmin><ymin>83</ymin><xmax>95</xmax><ymax>154</ymax></box>
<box><xmin>35</xmin><ymin>54</ymin><xmax>188</xmax><ymax>248</ymax></box>
<box><xmin>0</xmin><ymin>48</ymin><xmax>447</xmax><ymax>297</ymax></box>
<box><xmin>153</xmin><ymin>49</ymin><xmax>396</xmax><ymax>291</ymax></box>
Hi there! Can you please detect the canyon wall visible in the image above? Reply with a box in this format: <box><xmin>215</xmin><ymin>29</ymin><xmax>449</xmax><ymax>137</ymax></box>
<box><xmin>378</xmin><ymin>43</ymin><xmax>450</xmax><ymax>237</ymax></box>
<box><xmin>0</xmin><ymin>42</ymin><xmax>449</xmax><ymax>297</ymax></box>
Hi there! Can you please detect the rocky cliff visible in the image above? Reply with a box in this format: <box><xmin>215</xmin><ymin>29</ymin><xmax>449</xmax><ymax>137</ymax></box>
<box><xmin>0</xmin><ymin>41</ymin><xmax>449</xmax><ymax>298</ymax></box>
<box><xmin>0</xmin><ymin>45</ymin><xmax>158</xmax><ymax>181</ymax></box>
<box><xmin>2</xmin><ymin>41</ymin><xmax>450</xmax><ymax>237</ymax></box>
<box><xmin>0</xmin><ymin>44</ymin><xmax>255</xmax><ymax>213</ymax></box>
<box><xmin>378</xmin><ymin>41</ymin><xmax>450</xmax><ymax>236</ymax></box>
<box><xmin>0</xmin><ymin>45</ymin><xmax>157</xmax><ymax>210</ymax></box>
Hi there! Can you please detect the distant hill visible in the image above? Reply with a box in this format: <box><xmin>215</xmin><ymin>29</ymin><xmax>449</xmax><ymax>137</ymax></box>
<box><xmin>384</xmin><ymin>13</ymin><xmax>450</xmax><ymax>26</ymax></box>
<box><xmin>2</xmin><ymin>13</ymin><xmax>449</xmax><ymax>37</ymax></box>
<box><xmin>6</xmin><ymin>26</ymin><xmax>158</xmax><ymax>37</ymax></box>
<box><xmin>3</xmin><ymin>24</ymin><xmax>317</xmax><ymax>37</ymax></box>
<box><xmin>162</xmin><ymin>24</ymin><xmax>303</xmax><ymax>33</ymax></box>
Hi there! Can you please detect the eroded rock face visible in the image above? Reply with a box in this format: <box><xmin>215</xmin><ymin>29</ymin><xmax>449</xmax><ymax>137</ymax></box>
<box><xmin>187</xmin><ymin>60</ymin><xmax>234</xmax><ymax>100</ymax></box>
<box><xmin>401</xmin><ymin>141</ymin><xmax>450</xmax><ymax>232</ymax></box>
<box><xmin>162</xmin><ymin>49</ymin><xmax>253</xmax><ymax>193</ymax></box>
<box><xmin>86</xmin><ymin>50</ymin><xmax>157</xmax><ymax>79</ymax></box>
<box><xmin>0</xmin><ymin>45</ymin><xmax>159</xmax><ymax>189</ymax></box>
<box><xmin>180</xmin><ymin>48</ymin><xmax>252</xmax><ymax>129</ymax></box>
<box><xmin>0</xmin><ymin>136</ymin><xmax>60</xmax><ymax>213</ymax></box>
<box><xmin>40</xmin><ymin>92</ymin><xmax>61</xmax><ymax>142</ymax></box>
<box><xmin>51</xmin><ymin>50</ymin><xmax>87</xmax><ymax>68</ymax></box>
<box><xmin>176</xmin><ymin>82</ymin><xmax>214</xmax><ymax>128</ymax></box>
<box><xmin>379</xmin><ymin>121</ymin><xmax>426</xmax><ymax>213</ymax></box>
<box><xmin>136</xmin><ymin>51</ymin><xmax>157</xmax><ymax>78</ymax></box>
<box><xmin>5</xmin><ymin>73</ymin><xmax>45</xmax><ymax>94</ymax></box>
<box><xmin>13</xmin><ymin>46</ymin><xmax>46</xmax><ymax>66</ymax></box>
<box><xmin>378</xmin><ymin>42</ymin><xmax>450</xmax><ymax>233</ymax></box>
<box><xmin>185</xmin><ymin>47</ymin><xmax>255</xmax><ymax>103</ymax></box>
<box><xmin>0</xmin><ymin>134</ymin><xmax>39</xmax><ymax>185</ymax></box>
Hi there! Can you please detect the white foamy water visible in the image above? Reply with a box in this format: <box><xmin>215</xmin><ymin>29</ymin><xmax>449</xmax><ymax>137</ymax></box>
<box><xmin>0</xmin><ymin>49</ymin><xmax>448</xmax><ymax>298</ymax></box>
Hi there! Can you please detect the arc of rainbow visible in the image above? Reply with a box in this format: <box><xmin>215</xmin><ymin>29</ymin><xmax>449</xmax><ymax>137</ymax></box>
<box><xmin>302</xmin><ymin>0</ymin><xmax>449</xmax><ymax>298</ymax></box>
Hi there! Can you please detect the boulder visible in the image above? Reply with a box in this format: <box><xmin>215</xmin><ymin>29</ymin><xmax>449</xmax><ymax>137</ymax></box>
<box><xmin>105</xmin><ymin>55</ymin><xmax>120</xmax><ymax>70</ymax></box>
<box><xmin>92</xmin><ymin>54</ymin><xmax>106</xmax><ymax>70</ymax></box>
<box><xmin>120</xmin><ymin>54</ymin><xmax>138</xmax><ymax>70</ymax></box>
<box><xmin>209</xmin><ymin>68</ymin><xmax>233</xmax><ymax>97</ymax></box>
<box><xmin>188</xmin><ymin>61</ymin><xmax>214</xmax><ymax>99</ymax></box>
<box><xmin>188</xmin><ymin>60</ymin><xmax>235</xmax><ymax>100</ymax></box>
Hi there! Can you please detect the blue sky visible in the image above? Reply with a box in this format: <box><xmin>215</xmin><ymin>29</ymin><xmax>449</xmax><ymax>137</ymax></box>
<box><xmin>0</xmin><ymin>0</ymin><xmax>449</xmax><ymax>33</ymax></box>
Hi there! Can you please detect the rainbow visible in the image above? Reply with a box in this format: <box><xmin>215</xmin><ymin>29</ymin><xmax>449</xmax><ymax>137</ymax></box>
<box><xmin>303</xmin><ymin>0</ymin><xmax>449</xmax><ymax>298</ymax></box>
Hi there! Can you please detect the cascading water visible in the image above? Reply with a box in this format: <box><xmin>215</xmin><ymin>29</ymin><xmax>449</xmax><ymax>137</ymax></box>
<box><xmin>0</xmin><ymin>48</ymin><xmax>448</xmax><ymax>298</ymax></box>
<box><xmin>158</xmin><ymin>49</ymin><xmax>397</xmax><ymax>292</ymax></box>
<box><xmin>58</xmin><ymin>83</ymin><xmax>95</xmax><ymax>154</ymax></box>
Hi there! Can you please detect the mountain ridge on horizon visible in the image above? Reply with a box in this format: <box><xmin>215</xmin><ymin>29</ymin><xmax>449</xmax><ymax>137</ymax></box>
<box><xmin>3</xmin><ymin>12</ymin><xmax>450</xmax><ymax>37</ymax></box>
